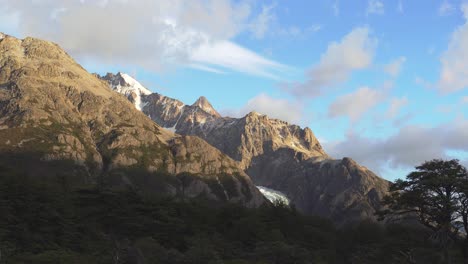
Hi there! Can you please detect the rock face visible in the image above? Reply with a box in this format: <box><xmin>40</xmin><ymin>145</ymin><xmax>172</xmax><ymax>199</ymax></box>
<box><xmin>0</xmin><ymin>33</ymin><xmax>266</xmax><ymax>207</ymax></box>
<box><xmin>103</xmin><ymin>73</ymin><xmax>390</xmax><ymax>224</ymax></box>
<box><xmin>100</xmin><ymin>72</ymin><xmax>152</xmax><ymax>111</ymax></box>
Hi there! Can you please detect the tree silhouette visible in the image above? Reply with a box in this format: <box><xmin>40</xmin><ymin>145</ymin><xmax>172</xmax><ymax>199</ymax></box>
<box><xmin>380</xmin><ymin>159</ymin><xmax>468</xmax><ymax>264</ymax></box>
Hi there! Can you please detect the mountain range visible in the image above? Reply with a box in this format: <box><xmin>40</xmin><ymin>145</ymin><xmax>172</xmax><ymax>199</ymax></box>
<box><xmin>0</xmin><ymin>32</ymin><xmax>389</xmax><ymax>224</ymax></box>
<box><xmin>100</xmin><ymin>72</ymin><xmax>389</xmax><ymax>224</ymax></box>
<box><xmin>0</xmin><ymin>33</ymin><xmax>266</xmax><ymax>208</ymax></box>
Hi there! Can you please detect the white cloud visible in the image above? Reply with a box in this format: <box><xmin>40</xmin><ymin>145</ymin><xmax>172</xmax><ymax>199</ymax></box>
<box><xmin>188</xmin><ymin>64</ymin><xmax>227</xmax><ymax>74</ymax></box>
<box><xmin>275</xmin><ymin>24</ymin><xmax>322</xmax><ymax>38</ymax></box>
<box><xmin>221</xmin><ymin>93</ymin><xmax>303</xmax><ymax>124</ymax></box>
<box><xmin>307</xmin><ymin>24</ymin><xmax>323</xmax><ymax>33</ymax></box>
<box><xmin>248</xmin><ymin>4</ymin><xmax>319</xmax><ymax>40</ymax></box>
<box><xmin>249</xmin><ymin>3</ymin><xmax>276</xmax><ymax>39</ymax></box>
<box><xmin>332</xmin><ymin>1</ymin><xmax>339</xmax><ymax>16</ymax></box>
<box><xmin>366</xmin><ymin>0</ymin><xmax>384</xmax><ymax>15</ymax></box>
<box><xmin>463</xmin><ymin>2</ymin><xmax>468</xmax><ymax>19</ymax></box>
<box><xmin>384</xmin><ymin>56</ymin><xmax>406</xmax><ymax>77</ymax></box>
<box><xmin>325</xmin><ymin>118</ymin><xmax>468</xmax><ymax>176</ymax></box>
<box><xmin>415</xmin><ymin>76</ymin><xmax>434</xmax><ymax>89</ymax></box>
<box><xmin>288</xmin><ymin>27</ymin><xmax>377</xmax><ymax>98</ymax></box>
<box><xmin>287</xmin><ymin>26</ymin><xmax>301</xmax><ymax>36</ymax></box>
<box><xmin>386</xmin><ymin>96</ymin><xmax>408</xmax><ymax>119</ymax></box>
<box><xmin>328</xmin><ymin>86</ymin><xmax>384</xmax><ymax>122</ymax></box>
<box><xmin>191</xmin><ymin>40</ymin><xmax>288</xmax><ymax>79</ymax></box>
<box><xmin>397</xmin><ymin>0</ymin><xmax>403</xmax><ymax>13</ymax></box>
<box><xmin>0</xmin><ymin>0</ymin><xmax>288</xmax><ymax>78</ymax></box>
<box><xmin>439</xmin><ymin>0</ymin><xmax>455</xmax><ymax>16</ymax></box>
<box><xmin>438</xmin><ymin>3</ymin><xmax>468</xmax><ymax>93</ymax></box>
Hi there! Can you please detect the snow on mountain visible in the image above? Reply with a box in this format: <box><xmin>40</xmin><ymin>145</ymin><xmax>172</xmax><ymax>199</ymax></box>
<box><xmin>100</xmin><ymin>72</ymin><xmax>389</xmax><ymax>223</ymax></box>
<box><xmin>119</xmin><ymin>73</ymin><xmax>152</xmax><ymax>95</ymax></box>
<box><xmin>101</xmin><ymin>72</ymin><xmax>152</xmax><ymax>111</ymax></box>
<box><xmin>257</xmin><ymin>186</ymin><xmax>290</xmax><ymax>205</ymax></box>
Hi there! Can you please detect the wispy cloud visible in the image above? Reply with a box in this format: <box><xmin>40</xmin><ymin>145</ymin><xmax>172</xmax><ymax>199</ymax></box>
<box><xmin>190</xmin><ymin>40</ymin><xmax>289</xmax><ymax>79</ymax></box>
<box><xmin>438</xmin><ymin>3</ymin><xmax>468</xmax><ymax>93</ymax></box>
<box><xmin>332</xmin><ymin>1</ymin><xmax>339</xmax><ymax>16</ymax></box>
<box><xmin>249</xmin><ymin>3</ymin><xmax>276</xmax><ymax>39</ymax></box>
<box><xmin>221</xmin><ymin>93</ymin><xmax>304</xmax><ymax>124</ymax></box>
<box><xmin>188</xmin><ymin>64</ymin><xmax>227</xmax><ymax>74</ymax></box>
<box><xmin>307</xmin><ymin>24</ymin><xmax>323</xmax><ymax>33</ymax></box>
<box><xmin>366</xmin><ymin>0</ymin><xmax>385</xmax><ymax>16</ymax></box>
<box><xmin>325</xmin><ymin>118</ymin><xmax>468</xmax><ymax>175</ymax></box>
<box><xmin>275</xmin><ymin>24</ymin><xmax>322</xmax><ymax>38</ymax></box>
<box><xmin>415</xmin><ymin>76</ymin><xmax>434</xmax><ymax>89</ymax></box>
<box><xmin>439</xmin><ymin>0</ymin><xmax>455</xmax><ymax>16</ymax></box>
<box><xmin>328</xmin><ymin>86</ymin><xmax>385</xmax><ymax>122</ymax></box>
<box><xmin>397</xmin><ymin>0</ymin><xmax>404</xmax><ymax>13</ymax></box>
<box><xmin>248</xmin><ymin>3</ymin><xmax>320</xmax><ymax>40</ymax></box>
<box><xmin>0</xmin><ymin>0</ymin><xmax>290</xmax><ymax>79</ymax></box>
<box><xmin>384</xmin><ymin>56</ymin><xmax>406</xmax><ymax>77</ymax></box>
<box><xmin>386</xmin><ymin>96</ymin><xmax>408</xmax><ymax>119</ymax></box>
<box><xmin>463</xmin><ymin>2</ymin><xmax>468</xmax><ymax>19</ymax></box>
<box><xmin>287</xmin><ymin>27</ymin><xmax>377</xmax><ymax>98</ymax></box>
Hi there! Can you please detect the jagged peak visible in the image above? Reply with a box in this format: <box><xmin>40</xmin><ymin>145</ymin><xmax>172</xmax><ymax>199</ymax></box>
<box><xmin>247</xmin><ymin>111</ymin><xmax>261</xmax><ymax>116</ymax></box>
<box><xmin>303</xmin><ymin>127</ymin><xmax>315</xmax><ymax>135</ymax></box>
<box><xmin>245</xmin><ymin>111</ymin><xmax>266</xmax><ymax>119</ymax></box>
<box><xmin>244</xmin><ymin>112</ymin><xmax>294</xmax><ymax>126</ymax></box>
<box><xmin>192</xmin><ymin>96</ymin><xmax>220</xmax><ymax>117</ymax></box>
<box><xmin>0</xmin><ymin>33</ymin><xmax>114</xmax><ymax>98</ymax></box>
<box><xmin>0</xmin><ymin>32</ymin><xmax>19</xmax><ymax>41</ymax></box>
<box><xmin>100</xmin><ymin>72</ymin><xmax>152</xmax><ymax>96</ymax></box>
<box><xmin>116</xmin><ymin>72</ymin><xmax>152</xmax><ymax>95</ymax></box>
<box><xmin>192</xmin><ymin>96</ymin><xmax>210</xmax><ymax>108</ymax></box>
<box><xmin>99</xmin><ymin>72</ymin><xmax>153</xmax><ymax>111</ymax></box>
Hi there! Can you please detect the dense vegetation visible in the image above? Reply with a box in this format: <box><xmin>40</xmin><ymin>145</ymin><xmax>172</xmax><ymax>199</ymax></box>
<box><xmin>380</xmin><ymin>159</ymin><xmax>468</xmax><ymax>264</ymax></box>
<box><xmin>0</xmin><ymin>169</ymin><xmax>457</xmax><ymax>264</ymax></box>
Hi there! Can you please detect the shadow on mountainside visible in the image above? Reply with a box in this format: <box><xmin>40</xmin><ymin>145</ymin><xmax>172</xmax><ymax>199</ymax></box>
<box><xmin>0</xmin><ymin>151</ymin><xmax>260</xmax><ymax>208</ymax></box>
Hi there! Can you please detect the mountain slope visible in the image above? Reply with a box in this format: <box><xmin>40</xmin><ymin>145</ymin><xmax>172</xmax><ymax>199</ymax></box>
<box><xmin>103</xmin><ymin>72</ymin><xmax>389</xmax><ymax>223</ymax></box>
<box><xmin>0</xmin><ymin>33</ymin><xmax>266</xmax><ymax>207</ymax></box>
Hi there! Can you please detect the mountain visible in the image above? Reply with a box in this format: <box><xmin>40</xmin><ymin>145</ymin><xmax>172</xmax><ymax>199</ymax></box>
<box><xmin>100</xmin><ymin>72</ymin><xmax>152</xmax><ymax>111</ymax></box>
<box><xmin>0</xmin><ymin>33</ymin><xmax>266</xmax><ymax>207</ymax></box>
<box><xmin>192</xmin><ymin>96</ymin><xmax>221</xmax><ymax>117</ymax></box>
<box><xmin>103</xmin><ymin>72</ymin><xmax>390</xmax><ymax>224</ymax></box>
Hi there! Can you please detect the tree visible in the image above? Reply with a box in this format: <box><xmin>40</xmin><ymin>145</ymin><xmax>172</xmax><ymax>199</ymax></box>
<box><xmin>457</xmin><ymin>170</ymin><xmax>468</xmax><ymax>264</ymax></box>
<box><xmin>379</xmin><ymin>159</ymin><xmax>468</xmax><ymax>264</ymax></box>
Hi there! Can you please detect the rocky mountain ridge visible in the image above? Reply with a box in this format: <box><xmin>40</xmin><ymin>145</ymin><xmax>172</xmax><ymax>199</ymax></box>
<box><xmin>100</xmin><ymin>72</ymin><xmax>328</xmax><ymax>167</ymax></box>
<box><xmin>0</xmin><ymin>33</ymin><xmax>266</xmax><ymax>207</ymax></box>
<box><xmin>102</xmin><ymin>72</ymin><xmax>390</xmax><ymax>223</ymax></box>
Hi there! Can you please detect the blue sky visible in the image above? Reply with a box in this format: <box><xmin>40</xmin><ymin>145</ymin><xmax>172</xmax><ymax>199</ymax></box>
<box><xmin>1</xmin><ymin>0</ymin><xmax>468</xmax><ymax>180</ymax></box>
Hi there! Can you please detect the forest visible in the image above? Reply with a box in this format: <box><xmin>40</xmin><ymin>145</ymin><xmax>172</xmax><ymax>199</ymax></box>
<box><xmin>1</xmin><ymin>160</ymin><xmax>462</xmax><ymax>264</ymax></box>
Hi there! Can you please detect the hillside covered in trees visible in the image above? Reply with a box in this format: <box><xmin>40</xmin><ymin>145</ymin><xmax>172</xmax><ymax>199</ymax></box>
<box><xmin>0</xmin><ymin>168</ymin><xmax>455</xmax><ymax>264</ymax></box>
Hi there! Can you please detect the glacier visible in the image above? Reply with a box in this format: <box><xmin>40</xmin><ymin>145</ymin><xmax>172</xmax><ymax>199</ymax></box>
<box><xmin>257</xmin><ymin>186</ymin><xmax>290</xmax><ymax>205</ymax></box>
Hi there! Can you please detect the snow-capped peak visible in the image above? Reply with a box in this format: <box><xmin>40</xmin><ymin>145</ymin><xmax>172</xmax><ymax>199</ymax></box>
<box><xmin>103</xmin><ymin>72</ymin><xmax>153</xmax><ymax>111</ymax></box>
<box><xmin>118</xmin><ymin>72</ymin><xmax>152</xmax><ymax>96</ymax></box>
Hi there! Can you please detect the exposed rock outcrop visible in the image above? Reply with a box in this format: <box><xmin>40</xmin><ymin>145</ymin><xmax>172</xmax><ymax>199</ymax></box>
<box><xmin>0</xmin><ymin>33</ymin><xmax>266</xmax><ymax>207</ymax></box>
<box><xmin>102</xmin><ymin>72</ymin><xmax>390</xmax><ymax>223</ymax></box>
